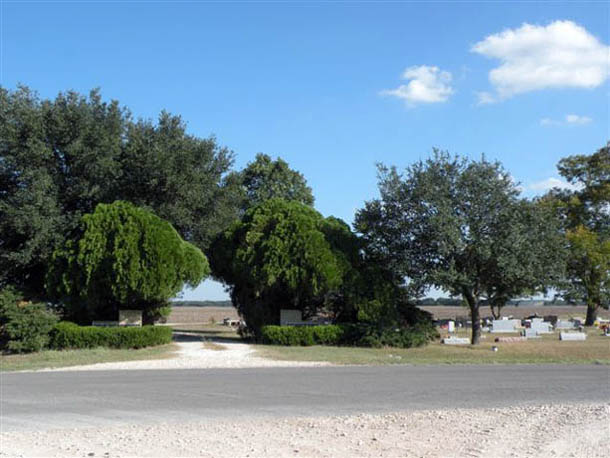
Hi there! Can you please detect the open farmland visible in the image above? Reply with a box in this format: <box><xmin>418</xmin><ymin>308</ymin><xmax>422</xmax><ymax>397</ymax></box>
<box><xmin>418</xmin><ymin>305</ymin><xmax>610</xmax><ymax>320</ymax></box>
<box><xmin>167</xmin><ymin>306</ymin><xmax>240</xmax><ymax>324</ymax></box>
<box><xmin>167</xmin><ymin>305</ymin><xmax>609</xmax><ymax>325</ymax></box>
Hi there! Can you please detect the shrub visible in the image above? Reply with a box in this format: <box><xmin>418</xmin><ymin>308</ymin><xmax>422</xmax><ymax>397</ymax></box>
<box><xmin>260</xmin><ymin>325</ymin><xmax>344</xmax><ymax>346</ymax></box>
<box><xmin>340</xmin><ymin>322</ymin><xmax>439</xmax><ymax>348</ymax></box>
<box><xmin>0</xmin><ymin>289</ymin><xmax>59</xmax><ymax>353</ymax></box>
<box><xmin>260</xmin><ymin>323</ymin><xmax>438</xmax><ymax>348</ymax></box>
<box><xmin>49</xmin><ymin>322</ymin><xmax>173</xmax><ymax>350</ymax></box>
<box><xmin>46</xmin><ymin>201</ymin><xmax>209</xmax><ymax>324</ymax></box>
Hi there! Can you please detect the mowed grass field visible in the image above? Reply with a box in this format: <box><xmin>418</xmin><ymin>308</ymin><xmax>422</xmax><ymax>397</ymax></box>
<box><xmin>255</xmin><ymin>329</ymin><xmax>610</xmax><ymax>365</ymax></box>
<box><xmin>4</xmin><ymin>305</ymin><xmax>607</xmax><ymax>371</ymax></box>
<box><xmin>172</xmin><ymin>321</ymin><xmax>610</xmax><ymax>366</ymax></box>
<box><xmin>0</xmin><ymin>344</ymin><xmax>178</xmax><ymax>372</ymax></box>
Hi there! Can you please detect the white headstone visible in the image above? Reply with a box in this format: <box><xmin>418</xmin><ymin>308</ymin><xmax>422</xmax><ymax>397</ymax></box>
<box><xmin>559</xmin><ymin>332</ymin><xmax>587</xmax><ymax>341</ymax></box>
<box><xmin>491</xmin><ymin>319</ymin><xmax>520</xmax><ymax>333</ymax></box>
<box><xmin>280</xmin><ymin>309</ymin><xmax>303</xmax><ymax>326</ymax></box>
<box><xmin>530</xmin><ymin>320</ymin><xmax>553</xmax><ymax>334</ymax></box>
<box><xmin>556</xmin><ymin>320</ymin><xmax>578</xmax><ymax>330</ymax></box>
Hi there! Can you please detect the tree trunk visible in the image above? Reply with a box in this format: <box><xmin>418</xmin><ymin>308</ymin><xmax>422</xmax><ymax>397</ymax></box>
<box><xmin>585</xmin><ymin>301</ymin><xmax>598</xmax><ymax>326</ymax></box>
<box><xmin>470</xmin><ymin>303</ymin><xmax>481</xmax><ymax>345</ymax></box>
<box><xmin>463</xmin><ymin>289</ymin><xmax>481</xmax><ymax>345</ymax></box>
<box><xmin>491</xmin><ymin>305</ymin><xmax>501</xmax><ymax>320</ymax></box>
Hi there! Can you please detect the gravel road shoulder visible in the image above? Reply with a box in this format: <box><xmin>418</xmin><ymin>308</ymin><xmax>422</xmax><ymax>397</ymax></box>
<box><xmin>1</xmin><ymin>404</ymin><xmax>607</xmax><ymax>457</ymax></box>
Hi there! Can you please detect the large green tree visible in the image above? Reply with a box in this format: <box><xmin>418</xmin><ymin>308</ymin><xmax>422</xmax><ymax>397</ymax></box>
<box><xmin>356</xmin><ymin>151</ymin><xmax>566</xmax><ymax>344</ymax></box>
<box><xmin>549</xmin><ymin>144</ymin><xmax>610</xmax><ymax>325</ymax></box>
<box><xmin>482</xmin><ymin>199</ymin><xmax>566</xmax><ymax>319</ymax></box>
<box><xmin>208</xmin><ymin>199</ymin><xmax>344</xmax><ymax>338</ymax></box>
<box><xmin>0</xmin><ymin>86</ymin><xmax>240</xmax><ymax>296</ymax></box>
<box><xmin>46</xmin><ymin>201</ymin><xmax>209</xmax><ymax>324</ymax></box>
<box><xmin>234</xmin><ymin>153</ymin><xmax>314</xmax><ymax>210</ymax></box>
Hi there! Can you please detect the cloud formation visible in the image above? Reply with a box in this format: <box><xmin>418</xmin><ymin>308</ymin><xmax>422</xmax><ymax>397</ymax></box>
<box><xmin>381</xmin><ymin>65</ymin><xmax>453</xmax><ymax>106</ymax></box>
<box><xmin>565</xmin><ymin>114</ymin><xmax>593</xmax><ymax>125</ymax></box>
<box><xmin>540</xmin><ymin>114</ymin><xmax>593</xmax><ymax>126</ymax></box>
<box><xmin>527</xmin><ymin>177</ymin><xmax>581</xmax><ymax>192</ymax></box>
<box><xmin>472</xmin><ymin>20</ymin><xmax>610</xmax><ymax>100</ymax></box>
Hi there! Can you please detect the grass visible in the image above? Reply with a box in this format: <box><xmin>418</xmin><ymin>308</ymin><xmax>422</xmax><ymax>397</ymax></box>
<box><xmin>254</xmin><ymin>329</ymin><xmax>610</xmax><ymax>365</ymax></box>
<box><xmin>5</xmin><ymin>324</ymin><xmax>606</xmax><ymax>371</ymax></box>
<box><xmin>0</xmin><ymin>344</ymin><xmax>178</xmax><ymax>372</ymax></box>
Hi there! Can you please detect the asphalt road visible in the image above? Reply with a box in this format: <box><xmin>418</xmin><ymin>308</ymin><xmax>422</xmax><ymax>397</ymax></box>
<box><xmin>1</xmin><ymin>365</ymin><xmax>608</xmax><ymax>432</ymax></box>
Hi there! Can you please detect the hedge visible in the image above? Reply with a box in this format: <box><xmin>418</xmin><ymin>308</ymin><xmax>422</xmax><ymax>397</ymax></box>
<box><xmin>260</xmin><ymin>325</ymin><xmax>345</xmax><ymax>346</ymax></box>
<box><xmin>49</xmin><ymin>322</ymin><xmax>173</xmax><ymax>350</ymax></box>
<box><xmin>0</xmin><ymin>289</ymin><xmax>59</xmax><ymax>354</ymax></box>
<box><xmin>260</xmin><ymin>323</ymin><xmax>438</xmax><ymax>348</ymax></box>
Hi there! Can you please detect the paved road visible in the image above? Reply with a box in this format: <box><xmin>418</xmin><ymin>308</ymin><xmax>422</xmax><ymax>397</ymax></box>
<box><xmin>2</xmin><ymin>365</ymin><xmax>608</xmax><ymax>432</ymax></box>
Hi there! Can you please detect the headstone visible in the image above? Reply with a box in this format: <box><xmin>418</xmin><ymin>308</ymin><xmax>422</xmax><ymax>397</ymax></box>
<box><xmin>442</xmin><ymin>336</ymin><xmax>470</xmax><ymax>345</ymax></box>
<box><xmin>556</xmin><ymin>320</ymin><xmax>578</xmax><ymax>330</ymax></box>
<box><xmin>530</xmin><ymin>319</ymin><xmax>553</xmax><ymax>334</ymax></box>
<box><xmin>280</xmin><ymin>309</ymin><xmax>303</xmax><ymax>326</ymax></box>
<box><xmin>559</xmin><ymin>332</ymin><xmax>587</xmax><ymax>341</ymax></box>
<box><xmin>447</xmin><ymin>321</ymin><xmax>455</xmax><ymax>333</ymax></box>
<box><xmin>491</xmin><ymin>319</ymin><xmax>520</xmax><ymax>333</ymax></box>
<box><xmin>524</xmin><ymin>328</ymin><xmax>541</xmax><ymax>339</ymax></box>
<box><xmin>119</xmin><ymin>309</ymin><xmax>142</xmax><ymax>327</ymax></box>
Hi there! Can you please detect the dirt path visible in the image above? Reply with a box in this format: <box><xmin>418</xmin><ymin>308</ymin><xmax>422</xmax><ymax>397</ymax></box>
<box><xmin>1</xmin><ymin>404</ymin><xmax>606</xmax><ymax>457</ymax></box>
<box><xmin>36</xmin><ymin>333</ymin><xmax>329</xmax><ymax>371</ymax></box>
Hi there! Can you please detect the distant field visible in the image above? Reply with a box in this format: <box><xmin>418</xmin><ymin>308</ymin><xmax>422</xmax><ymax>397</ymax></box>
<box><xmin>418</xmin><ymin>305</ymin><xmax>610</xmax><ymax>320</ymax></box>
<box><xmin>167</xmin><ymin>304</ymin><xmax>608</xmax><ymax>324</ymax></box>
<box><xmin>167</xmin><ymin>306</ymin><xmax>239</xmax><ymax>324</ymax></box>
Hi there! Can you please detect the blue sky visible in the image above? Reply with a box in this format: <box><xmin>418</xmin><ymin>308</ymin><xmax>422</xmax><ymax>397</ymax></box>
<box><xmin>2</xmin><ymin>1</ymin><xmax>608</xmax><ymax>300</ymax></box>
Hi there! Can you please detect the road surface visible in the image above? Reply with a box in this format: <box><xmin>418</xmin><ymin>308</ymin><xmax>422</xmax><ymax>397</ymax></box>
<box><xmin>2</xmin><ymin>364</ymin><xmax>608</xmax><ymax>432</ymax></box>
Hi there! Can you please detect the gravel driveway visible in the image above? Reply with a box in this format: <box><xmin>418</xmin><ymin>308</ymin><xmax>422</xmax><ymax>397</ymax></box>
<box><xmin>36</xmin><ymin>333</ymin><xmax>329</xmax><ymax>372</ymax></box>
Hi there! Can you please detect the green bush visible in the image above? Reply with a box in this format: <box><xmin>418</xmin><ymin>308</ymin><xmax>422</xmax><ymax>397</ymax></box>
<box><xmin>49</xmin><ymin>322</ymin><xmax>172</xmax><ymax>350</ymax></box>
<box><xmin>0</xmin><ymin>289</ymin><xmax>59</xmax><ymax>353</ymax></box>
<box><xmin>341</xmin><ymin>322</ymin><xmax>439</xmax><ymax>348</ymax></box>
<box><xmin>260</xmin><ymin>323</ymin><xmax>438</xmax><ymax>348</ymax></box>
<box><xmin>260</xmin><ymin>325</ymin><xmax>345</xmax><ymax>346</ymax></box>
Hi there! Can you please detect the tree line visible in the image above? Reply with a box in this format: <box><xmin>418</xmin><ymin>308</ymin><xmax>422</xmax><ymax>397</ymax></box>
<box><xmin>1</xmin><ymin>86</ymin><xmax>608</xmax><ymax>344</ymax></box>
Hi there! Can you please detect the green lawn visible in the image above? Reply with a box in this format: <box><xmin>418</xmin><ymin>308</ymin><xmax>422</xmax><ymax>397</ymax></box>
<box><xmin>0</xmin><ymin>344</ymin><xmax>178</xmax><ymax>372</ymax></box>
<box><xmin>255</xmin><ymin>329</ymin><xmax>610</xmax><ymax>365</ymax></box>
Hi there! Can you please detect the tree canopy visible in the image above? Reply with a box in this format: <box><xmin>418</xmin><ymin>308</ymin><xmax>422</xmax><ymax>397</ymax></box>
<box><xmin>234</xmin><ymin>153</ymin><xmax>314</xmax><ymax>210</ymax></box>
<box><xmin>208</xmin><ymin>199</ymin><xmax>345</xmax><ymax>337</ymax></box>
<box><xmin>0</xmin><ymin>86</ymin><xmax>240</xmax><ymax>296</ymax></box>
<box><xmin>356</xmin><ymin>151</ymin><xmax>566</xmax><ymax>344</ymax></box>
<box><xmin>548</xmin><ymin>143</ymin><xmax>610</xmax><ymax>324</ymax></box>
<box><xmin>46</xmin><ymin>201</ymin><xmax>210</xmax><ymax>324</ymax></box>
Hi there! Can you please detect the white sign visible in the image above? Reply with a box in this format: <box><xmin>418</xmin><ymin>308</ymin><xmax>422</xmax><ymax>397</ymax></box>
<box><xmin>280</xmin><ymin>309</ymin><xmax>303</xmax><ymax>326</ymax></box>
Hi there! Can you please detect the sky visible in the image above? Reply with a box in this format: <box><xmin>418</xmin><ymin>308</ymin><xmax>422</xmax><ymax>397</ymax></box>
<box><xmin>2</xmin><ymin>1</ymin><xmax>608</xmax><ymax>300</ymax></box>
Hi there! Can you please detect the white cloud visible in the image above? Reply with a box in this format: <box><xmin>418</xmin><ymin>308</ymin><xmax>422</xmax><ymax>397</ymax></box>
<box><xmin>527</xmin><ymin>177</ymin><xmax>581</xmax><ymax>192</ymax></box>
<box><xmin>540</xmin><ymin>114</ymin><xmax>593</xmax><ymax>126</ymax></box>
<box><xmin>472</xmin><ymin>20</ymin><xmax>610</xmax><ymax>100</ymax></box>
<box><xmin>540</xmin><ymin>118</ymin><xmax>560</xmax><ymax>126</ymax></box>
<box><xmin>565</xmin><ymin>114</ymin><xmax>592</xmax><ymax>125</ymax></box>
<box><xmin>476</xmin><ymin>91</ymin><xmax>496</xmax><ymax>105</ymax></box>
<box><xmin>381</xmin><ymin>65</ymin><xmax>453</xmax><ymax>106</ymax></box>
